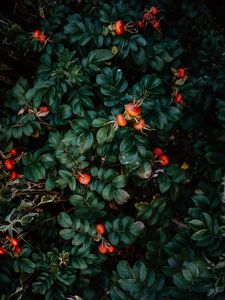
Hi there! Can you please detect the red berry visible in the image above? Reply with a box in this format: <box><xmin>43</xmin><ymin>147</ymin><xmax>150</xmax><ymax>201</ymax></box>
<box><xmin>78</xmin><ymin>173</ymin><xmax>91</xmax><ymax>185</ymax></box>
<box><xmin>39</xmin><ymin>34</ymin><xmax>47</xmax><ymax>44</ymax></box>
<box><xmin>153</xmin><ymin>147</ymin><xmax>164</xmax><ymax>157</ymax></box>
<box><xmin>152</xmin><ymin>20</ymin><xmax>160</xmax><ymax>30</ymax></box>
<box><xmin>10</xmin><ymin>171</ymin><xmax>19</xmax><ymax>181</ymax></box>
<box><xmin>10</xmin><ymin>148</ymin><xmax>18</xmax><ymax>156</ymax></box>
<box><xmin>133</xmin><ymin>119</ymin><xmax>145</xmax><ymax>131</ymax></box>
<box><xmin>115</xmin><ymin>114</ymin><xmax>127</xmax><ymax>127</ymax></box>
<box><xmin>143</xmin><ymin>12</ymin><xmax>153</xmax><ymax>21</ymax></box>
<box><xmin>14</xmin><ymin>246</ymin><xmax>21</xmax><ymax>254</ymax></box>
<box><xmin>176</xmin><ymin>68</ymin><xmax>186</xmax><ymax>79</ymax></box>
<box><xmin>4</xmin><ymin>159</ymin><xmax>15</xmax><ymax>171</ymax></box>
<box><xmin>159</xmin><ymin>155</ymin><xmax>170</xmax><ymax>166</ymax></box>
<box><xmin>125</xmin><ymin>103</ymin><xmax>141</xmax><ymax>117</ymax></box>
<box><xmin>174</xmin><ymin>93</ymin><xmax>184</xmax><ymax>104</ymax></box>
<box><xmin>5</xmin><ymin>235</ymin><xmax>11</xmax><ymax>240</ymax></box>
<box><xmin>98</xmin><ymin>243</ymin><xmax>108</xmax><ymax>254</ymax></box>
<box><xmin>150</xmin><ymin>6</ymin><xmax>160</xmax><ymax>15</ymax></box>
<box><xmin>39</xmin><ymin>106</ymin><xmax>49</xmax><ymax>113</ymax></box>
<box><xmin>115</xmin><ymin>20</ymin><xmax>125</xmax><ymax>36</ymax></box>
<box><xmin>11</xmin><ymin>238</ymin><xmax>19</xmax><ymax>247</ymax></box>
<box><xmin>137</xmin><ymin>20</ymin><xmax>145</xmax><ymax>29</ymax></box>
<box><xmin>0</xmin><ymin>247</ymin><xmax>6</xmax><ymax>255</ymax></box>
<box><xmin>96</xmin><ymin>224</ymin><xmax>106</xmax><ymax>235</ymax></box>
<box><xmin>108</xmin><ymin>245</ymin><xmax>116</xmax><ymax>253</ymax></box>
<box><xmin>33</xmin><ymin>30</ymin><xmax>42</xmax><ymax>40</ymax></box>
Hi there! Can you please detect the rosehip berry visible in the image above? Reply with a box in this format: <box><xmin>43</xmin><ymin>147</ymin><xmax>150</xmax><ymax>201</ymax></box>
<box><xmin>10</xmin><ymin>171</ymin><xmax>19</xmax><ymax>181</ymax></box>
<box><xmin>4</xmin><ymin>159</ymin><xmax>15</xmax><ymax>171</ymax></box>
<box><xmin>174</xmin><ymin>93</ymin><xmax>184</xmax><ymax>104</ymax></box>
<box><xmin>14</xmin><ymin>246</ymin><xmax>21</xmax><ymax>254</ymax></box>
<box><xmin>0</xmin><ymin>247</ymin><xmax>6</xmax><ymax>255</ymax></box>
<box><xmin>96</xmin><ymin>224</ymin><xmax>106</xmax><ymax>235</ymax></box>
<box><xmin>78</xmin><ymin>173</ymin><xmax>91</xmax><ymax>185</ymax></box>
<box><xmin>153</xmin><ymin>147</ymin><xmax>164</xmax><ymax>157</ymax></box>
<box><xmin>137</xmin><ymin>20</ymin><xmax>145</xmax><ymax>29</ymax></box>
<box><xmin>152</xmin><ymin>20</ymin><xmax>160</xmax><ymax>30</ymax></box>
<box><xmin>108</xmin><ymin>245</ymin><xmax>116</xmax><ymax>253</ymax></box>
<box><xmin>115</xmin><ymin>20</ymin><xmax>125</xmax><ymax>36</ymax></box>
<box><xmin>10</xmin><ymin>148</ymin><xmax>18</xmax><ymax>156</ymax></box>
<box><xmin>39</xmin><ymin>106</ymin><xmax>49</xmax><ymax>113</ymax></box>
<box><xmin>39</xmin><ymin>34</ymin><xmax>47</xmax><ymax>44</ymax></box>
<box><xmin>115</xmin><ymin>114</ymin><xmax>127</xmax><ymax>127</ymax></box>
<box><xmin>98</xmin><ymin>243</ymin><xmax>108</xmax><ymax>254</ymax></box>
<box><xmin>143</xmin><ymin>12</ymin><xmax>152</xmax><ymax>21</ymax></box>
<box><xmin>133</xmin><ymin>119</ymin><xmax>145</xmax><ymax>131</ymax></box>
<box><xmin>150</xmin><ymin>6</ymin><xmax>160</xmax><ymax>15</ymax></box>
<box><xmin>5</xmin><ymin>235</ymin><xmax>11</xmax><ymax>240</ymax></box>
<box><xmin>159</xmin><ymin>155</ymin><xmax>170</xmax><ymax>166</ymax></box>
<box><xmin>11</xmin><ymin>238</ymin><xmax>19</xmax><ymax>247</ymax></box>
<box><xmin>33</xmin><ymin>29</ymin><xmax>42</xmax><ymax>40</ymax></box>
<box><xmin>176</xmin><ymin>68</ymin><xmax>186</xmax><ymax>79</ymax></box>
<box><xmin>125</xmin><ymin>103</ymin><xmax>141</xmax><ymax>117</ymax></box>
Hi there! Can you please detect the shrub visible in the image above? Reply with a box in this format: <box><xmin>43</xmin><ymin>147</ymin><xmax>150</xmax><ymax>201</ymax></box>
<box><xmin>0</xmin><ymin>0</ymin><xmax>225</xmax><ymax>299</ymax></box>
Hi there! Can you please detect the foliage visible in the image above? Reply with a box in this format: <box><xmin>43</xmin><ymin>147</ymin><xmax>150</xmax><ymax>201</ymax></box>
<box><xmin>0</xmin><ymin>0</ymin><xmax>225</xmax><ymax>299</ymax></box>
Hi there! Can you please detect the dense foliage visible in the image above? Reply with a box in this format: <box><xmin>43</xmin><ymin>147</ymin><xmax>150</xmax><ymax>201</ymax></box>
<box><xmin>0</xmin><ymin>0</ymin><xmax>225</xmax><ymax>299</ymax></box>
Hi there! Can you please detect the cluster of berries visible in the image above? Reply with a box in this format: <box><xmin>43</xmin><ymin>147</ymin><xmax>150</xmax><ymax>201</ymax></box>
<box><xmin>0</xmin><ymin>235</ymin><xmax>21</xmax><ymax>256</ymax></box>
<box><xmin>1</xmin><ymin>148</ymin><xmax>21</xmax><ymax>180</ymax></box>
<box><xmin>172</xmin><ymin>68</ymin><xmax>187</xmax><ymax>105</ymax></box>
<box><xmin>96</xmin><ymin>224</ymin><xmax>116</xmax><ymax>255</ymax></box>
<box><xmin>114</xmin><ymin>100</ymin><xmax>150</xmax><ymax>133</ymax></box>
<box><xmin>18</xmin><ymin>105</ymin><xmax>50</xmax><ymax>117</ymax></box>
<box><xmin>32</xmin><ymin>30</ymin><xmax>48</xmax><ymax>44</ymax></box>
<box><xmin>113</xmin><ymin>6</ymin><xmax>160</xmax><ymax>36</ymax></box>
<box><xmin>153</xmin><ymin>147</ymin><xmax>170</xmax><ymax>166</ymax></box>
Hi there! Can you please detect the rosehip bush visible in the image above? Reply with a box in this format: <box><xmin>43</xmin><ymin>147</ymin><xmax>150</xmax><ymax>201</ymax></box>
<box><xmin>0</xmin><ymin>0</ymin><xmax>225</xmax><ymax>299</ymax></box>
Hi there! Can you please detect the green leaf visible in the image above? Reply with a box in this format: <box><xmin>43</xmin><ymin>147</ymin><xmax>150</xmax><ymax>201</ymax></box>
<box><xmin>57</xmin><ymin>212</ymin><xmax>72</xmax><ymax>228</ymax></box>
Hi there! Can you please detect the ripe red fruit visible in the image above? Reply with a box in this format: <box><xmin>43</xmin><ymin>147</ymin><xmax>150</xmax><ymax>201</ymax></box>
<box><xmin>152</xmin><ymin>20</ymin><xmax>160</xmax><ymax>30</ymax></box>
<box><xmin>10</xmin><ymin>148</ymin><xmax>18</xmax><ymax>156</ymax></box>
<box><xmin>133</xmin><ymin>119</ymin><xmax>145</xmax><ymax>131</ymax></box>
<box><xmin>143</xmin><ymin>12</ymin><xmax>152</xmax><ymax>21</ymax></box>
<box><xmin>10</xmin><ymin>171</ymin><xmax>19</xmax><ymax>181</ymax></box>
<box><xmin>108</xmin><ymin>245</ymin><xmax>116</xmax><ymax>253</ymax></box>
<box><xmin>39</xmin><ymin>34</ymin><xmax>47</xmax><ymax>44</ymax></box>
<box><xmin>137</xmin><ymin>20</ymin><xmax>145</xmax><ymax>29</ymax></box>
<box><xmin>153</xmin><ymin>147</ymin><xmax>164</xmax><ymax>157</ymax></box>
<box><xmin>150</xmin><ymin>6</ymin><xmax>160</xmax><ymax>15</ymax></box>
<box><xmin>96</xmin><ymin>224</ymin><xmax>106</xmax><ymax>235</ymax></box>
<box><xmin>115</xmin><ymin>20</ymin><xmax>125</xmax><ymax>36</ymax></box>
<box><xmin>0</xmin><ymin>247</ymin><xmax>6</xmax><ymax>255</ymax></box>
<box><xmin>33</xmin><ymin>29</ymin><xmax>42</xmax><ymax>40</ymax></box>
<box><xmin>98</xmin><ymin>243</ymin><xmax>108</xmax><ymax>254</ymax></box>
<box><xmin>14</xmin><ymin>246</ymin><xmax>21</xmax><ymax>254</ymax></box>
<box><xmin>5</xmin><ymin>235</ymin><xmax>11</xmax><ymax>240</ymax></box>
<box><xmin>115</xmin><ymin>114</ymin><xmax>127</xmax><ymax>127</ymax></box>
<box><xmin>78</xmin><ymin>173</ymin><xmax>91</xmax><ymax>185</ymax></box>
<box><xmin>125</xmin><ymin>103</ymin><xmax>141</xmax><ymax>117</ymax></box>
<box><xmin>4</xmin><ymin>159</ymin><xmax>15</xmax><ymax>171</ymax></box>
<box><xmin>174</xmin><ymin>93</ymin><xmax>184</xmax><ymax>104</ymax></box>
<box><xmin>176</xmin><ymin>68</ymin><xmax>186</xmax><ymax>79</ymax></box>
<box><xmin>39</xmin><ymin>106</ymin><xmax>49</xmax><ymax>113</ymax></box>
<box><xmin>11</xmin><ymin>238</ymin><xmax>19</xmax><ymax>247</ymax></box>
<box><xmin>159</xmin><ymin>155</ymin><xmax>170</xmax><ymax>166</ymax></box>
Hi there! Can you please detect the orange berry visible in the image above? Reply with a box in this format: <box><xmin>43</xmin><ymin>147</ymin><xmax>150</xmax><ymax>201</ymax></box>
<box><xmin>98</xmin><ymin>243</ymin><xmax>108</xmax><ymax>254</ymax></box>
<box><xmin>108</xmin><ymin>245</ymin><xmax>116</xmax><ymax>253</ymax></box>
<box><xmin>4</xmin><ymin>159</ymin><xmax>15</xmax><ymax>170</ymax></box>
<box><xmin>10</xmin><ymin>171</ymin><xmax>19</xmax><ymax>181</ymax></box>
<box><xmin>133</xmin><ymin>119</ymin><xmax>145</xmax><ymax>131</ymax></box>
<box><xmin>14</xmin><ymin>246</ymin><xmax>21</xmax><ymax>254</ymax></box>
<box><xmin>115</xmin><ymin>114</ymin><xmax>127</xmax><ymax>127</ymax></box>
<box><xmin>125</xmin><ymin>103</ymin><xmax>141</xmax><ymax>117</ymax></box>
<box><xmin>39</xmin><ymin>34</ymin><xmax>47</xmax><ymax>44</ymax></box>
<box><xmin>159</xmin><ymin>155</ymin><xmax>170</xmax><ymax>166</ymax></box>
<box><xmin>0</xmin><ymin>247</ymin><xmax>6</xmax><ymax>255</ymax></box>
<box><xmin>10</xmin><ymin>148</ymin><xmax>18</xmax><ymax>156</ymax></box>
<box><xmin>11</xmin><ymin>238</ymin><xmax>19</xmax><ymax>247</ymax></box>
<box><xmin>96</xmin><ymin>224</ymin><xmax>106</xmax><ymax>235</ymax></box>
<box><xmin>33</xmin><ymin>30</ymin><xmax>42</xmax><ymax>40</ymax></box>
<box><xmin>39</xmin><ymin>106</ymin><xmax>49</xmax><ymax>113</ymax></box>
<box><xmin>78</xmin><ymin>173</ymin><xmax>91</xmax><ymax>185</ymax></box>
<box><xmin>115</xmin><ymin>20</ymin><xmax>125</xmax><ymax>36</ymax></box>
